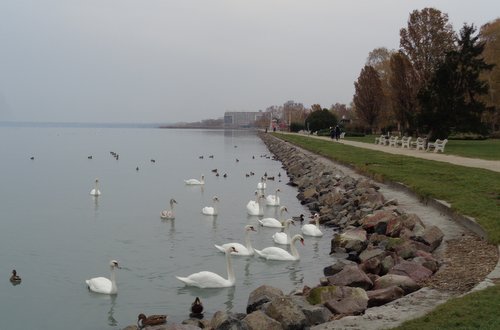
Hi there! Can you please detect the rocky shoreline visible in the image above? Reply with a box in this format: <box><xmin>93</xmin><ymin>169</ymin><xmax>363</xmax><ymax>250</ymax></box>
<box><xmin>124</xmin><ymin>132</ymin><xmax>498</xmax><ymax>330</ymax></box>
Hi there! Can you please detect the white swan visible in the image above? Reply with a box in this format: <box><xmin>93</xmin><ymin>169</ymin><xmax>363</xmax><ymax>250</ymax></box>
<box><xmin>272</xmin><ymin>219</ymin><xmax>295</xmax><ymax>245</ymax></box>
<box><xmin>202</xmin><ymin>196</ymin><xmax>219</xmax><ymax>215</ymax></box>
<box><xmin>257</xmin><ymin>177</ymin><xmax>267</xmax><ymax>190</ymax></box>
<box><xmin>258</xmin><ymin>206</ymin><xmax>287</xmax><ymax>228</ymax></box>
<box><xmin>301</xmin><ymin>213</ymin><xmax>324</xmax><ymax>237</ymax></box>
<box><xmin>254</xmin><ymin>235</ymin><xmax>305</xmax><ymax>261</ymax></box>
<box><xmin>160</xmin><ymin>198</ymin><xmax>177</xmax><ymax>220</ymax></box>
<box><xmin>90</xmin><ymin>178</ymin><xmax>101</xmax><ymax>196</ymax></box>
<box><xmin>214</xmin><ymin>225</ymin><xmax>256</xmax><ymax>256</ymax></box>
<box><xmin>266</xmin><ymin>188</ymin><xmax>280</xmax><ymax>206</ymax></box>
<box><xmin>184</xmin><ymin>175</ymin><xmax>205</xmax><ymax>185</ymax></box>
<box><xmin>176</xmin><ymin>246</ymin><xmax>237</xmax><ymax>288</ymax></box>
<box><xmin>246</xmin><ymin>191</ymin><xmax>264</xmax><ymax>216</ymax></box>
<box><xmin>85</xmin><ymin>260</ymin><xmax>121</xmax><ymax>294</ymax></box>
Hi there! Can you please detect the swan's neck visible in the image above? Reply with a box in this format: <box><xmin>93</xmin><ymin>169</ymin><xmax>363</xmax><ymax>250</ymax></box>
<box><xmin>290</xmin><ymin>238</ymin><xmax>300</xmax><ymax>258</ymax></box>
<box><xmin>315</xmin><ymin>218</ymin><xmax>320</xmax><ymax>229</ymax></box>
<box><xmin>110</xmin><ymin>267</ymin><xmax>117</xmax><ymax>293</ymax></box>
<box><xmin>225</xmin><ymin>249</ymin><xmax>235</xmax><ymax>283</ymax></box>
<box><xmin>170</xmin><ymin>202</ymin><xmax>174</xmax><ymax>211</ymax></box>
<box><xmin>244</xmin><ymin>231</ymin><xmax>253</xmax><ymax>253</ymax></box>
<box><xmin>285</xmin><ymin>223</ymin><xmax>291</xmax><ymax>243</ymax></box>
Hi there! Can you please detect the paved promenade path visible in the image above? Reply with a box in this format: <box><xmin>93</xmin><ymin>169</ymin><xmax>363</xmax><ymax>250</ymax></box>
<box><xmin>288</xmin><ymin>133</ymin><xmax>500</xmax><ymax>173</ymax></box>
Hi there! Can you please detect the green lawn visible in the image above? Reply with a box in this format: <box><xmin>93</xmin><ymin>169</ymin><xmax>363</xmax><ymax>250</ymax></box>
<box><xmin>272</xmin><ymin>132</ymin><xmax>500</xmax><ymax>329</ymax></box>
<box><xmin>346</xmin><ymin>135</ymin><xmax>500</xmax><ymax>160</ymax></box>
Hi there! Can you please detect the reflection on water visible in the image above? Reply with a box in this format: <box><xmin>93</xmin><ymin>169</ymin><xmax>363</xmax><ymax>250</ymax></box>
<box><xmin>286</xmin><ymin>264</ymin><xmax>304</xmax><ymax>285</ymax></box>
<box><xmin>107</xmin><ymin>295</ymin><xmax>117</xmax><ymax>326</ymax></box>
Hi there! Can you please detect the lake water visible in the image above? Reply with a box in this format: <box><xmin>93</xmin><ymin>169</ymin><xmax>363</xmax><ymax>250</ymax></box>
<box><xmin>0</xmin><ymin>126</ymin><xmax>334</xmax><ymax>329</ymax></box>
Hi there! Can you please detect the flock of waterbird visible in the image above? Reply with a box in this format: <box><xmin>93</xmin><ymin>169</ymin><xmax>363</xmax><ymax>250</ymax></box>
<box><xmin>24</xmin><ymin>150</ymin><xmax>324</xmax><ymax>327</ymax></box>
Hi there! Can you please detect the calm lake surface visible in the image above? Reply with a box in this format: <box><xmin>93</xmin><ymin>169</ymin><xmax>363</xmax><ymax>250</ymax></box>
<box><xmin>0</xmin><ymin>126</ymin><xmax>334</xmax><ymax>329</ymax></box>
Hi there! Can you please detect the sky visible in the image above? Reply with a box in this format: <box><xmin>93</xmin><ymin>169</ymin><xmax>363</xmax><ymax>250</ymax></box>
<box><xmin>0</xmin><ymin>1</ymin><xmax>499</xmax><ymax>124</ymax></box>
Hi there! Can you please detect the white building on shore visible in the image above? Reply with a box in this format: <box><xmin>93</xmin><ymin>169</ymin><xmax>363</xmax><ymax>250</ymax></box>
<box><xmin>224</xmin><ymin>111</ymin><xmax>265</xmax><ymax>128</ymax></box>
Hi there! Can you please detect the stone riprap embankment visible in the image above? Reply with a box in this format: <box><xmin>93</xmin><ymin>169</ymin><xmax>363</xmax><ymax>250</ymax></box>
<box><xmin>123</xmin><ymin>132</ymin><xmax>489</xmax><ymax>330</ymax></box>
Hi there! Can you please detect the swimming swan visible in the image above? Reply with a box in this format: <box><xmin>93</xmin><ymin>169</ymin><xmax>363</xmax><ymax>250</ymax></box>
<box><xmin>90</xmin><ymin>178</ymin><xmax>101</xmax><ymax>196</ymax></box>
<box><xmin>301</xmin><ymin>213</ymin><xmax>324</xmax><ymax>237</ymax></box>
<box><xmin>202</xmin><ymin>196</ymin><xmax>219</xmax><ymax>215</ymax></box>
<box><xmin>254</xmin><ymin>235</ymin><xmax>305</xmax><ymax>261</ymax></box>
<box><xmin>161</xmin><ymin>198</ymin><xmax>178</xmax><ymax>220</ymax></box>
<box><xmin>258</xmin><ymin>206</ymin><xmax>287</xmax><ymax>228</ymax></box>
<box><xmin>214</xmin><ymin>225</ymin><xmax>256</xmax><ymax>256</ymax></box>
<box><xmin>272</xmin><ymin>219</ymin><xmax>294</xmax><ymax>245</ymax></box>
<box><xmin>176</xmin><ymin>246</ymin><xmax>237</xmax><ymax>288</ymax></box>
<box><xmin>184</xmin><ymin>175</ymin><xmax>205</xmax><ymax>185</ymax></box>
<box><xmin>85</xmin><ymin>260</ymin><xmax>121</xmax><ymax>294</ymax></box>
<box><xmin>246</xmin><ymin>191</ymin><xmax>264</xmax><ymax>216</ymax></box>
<box><xmin>266</xmin><ymin>188</ymin><xmax>281</xmax><ymax>206</ymax></box>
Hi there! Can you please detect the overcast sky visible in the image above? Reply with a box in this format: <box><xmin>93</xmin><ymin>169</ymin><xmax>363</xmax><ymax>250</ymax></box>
<box><xmin>0</xmin><ymin>1</ymin><xmax>499</xmax><ymax>124</ymax></box>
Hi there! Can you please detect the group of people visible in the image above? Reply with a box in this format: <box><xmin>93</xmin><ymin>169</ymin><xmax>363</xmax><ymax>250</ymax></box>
<box><xmin>330</xmin><ymin>125</ymin><xmax>342</xmax><ymax>141</ymax></box>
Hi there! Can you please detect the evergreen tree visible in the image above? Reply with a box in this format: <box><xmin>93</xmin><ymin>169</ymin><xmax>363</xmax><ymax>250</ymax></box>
<box><xmin>418</xmin><ymin>24</ymin><xmax>494</xmax><ymax>139</ymax></box>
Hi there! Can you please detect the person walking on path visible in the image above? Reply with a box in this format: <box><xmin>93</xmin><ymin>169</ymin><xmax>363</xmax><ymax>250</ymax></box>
<box><xmin>334</xmin><ymin>125</ymin><xmax>341</xmax><ymax>141</ymax></box>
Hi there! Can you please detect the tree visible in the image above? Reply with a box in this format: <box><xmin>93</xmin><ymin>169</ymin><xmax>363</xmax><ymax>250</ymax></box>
<box><xmin>479</xmin><ymin>18</ymin><xmax>500</xmax><ymax>132</ymax></box>
<box><xmin>353</xmin><ymin>65</ymin><xmax>384</xmax><ymax>133</ymax></box>
<box><xmin>418</xmin><ymin>24</ymin><xmax>494</xmax><ymax>139</ymax></box>
<box><xmin>366</xmin><ymin>47</ymin><xmax>396</xmax><ymax>129</ymax></box>
<box><xmin>305</xmin><ymin>109</ymin><xmax>337</xmax><ymax>133</ymax></box>
<box><xmin>400</xmin><ymin>8</ymin><xmax>455</xmax><ymax>87</ymax></box>
<box><xmin>389</xmin><ymin>52</ymin><xmax>419</xmax><ymax>133</ymax></box>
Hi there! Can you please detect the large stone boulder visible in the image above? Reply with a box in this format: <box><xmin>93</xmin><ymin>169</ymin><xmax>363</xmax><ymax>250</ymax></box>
<box><xmin>324</xmin><ymin>295</ymin><xmax>368</xmax><ymax>316</ymax></box>
<box><xmin>389</xmin><ymin>259</ymin><xmax>434</xmax><ymax>282</ymax></box>
<box><xmin>366</xmin><ymin>285</ymin><xmax>405</xmax><ymax>307</ymax></box>
<box><xmin>333</xmin><ymin>227</ymin><xmax>368</xmax><ymax>253</ymax></box>
<box><xmin>290</xmin><ymin>295</ymin><xmax>332</xmax><ymax>326</ymax></box>
<box><xmin>323</xmin><ymin>259</ymin><xmax>357</xmax><ymax>276</ymax></box>
<box><xmin>210</xmin><ymin>311</ymin><xmax>248</xmax><ymax>330</ymax></box>
<box><xmin>264</xmin><ymin>296</ymin><xmax>307</xmax><ymax>330</ymax></box>
<box><xmin>414</xmin><ymin>225</ymin><xmax>444</xmax><ymax>252</ymax></box>
<box><xmin>326</xmin><ymin>265</ymin><xmax>373</xmax><ymax>290</ymax></box>
<box><xmin>242</xmin><ymin>311</ymin><xmax>282</xmax><ymax>330</ymax></box>
<box><xmin>373</xmin><ymin>274</ymin><xmax>421</xmax><ymax>294</ymax></box>
<box><xmin>246</xmin><ymin>285</ymin><xmax>284</xmax><ymax>314</ymax></box>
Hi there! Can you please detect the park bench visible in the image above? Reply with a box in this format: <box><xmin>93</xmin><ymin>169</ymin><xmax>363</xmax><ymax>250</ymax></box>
<box><xmin>412</xmin><ymin>137</ymin><xmax>427</xmax><ymax>150</ymax></box>
<box><xmin>339</xmin><ymin>132</ymin><xmax>346</xmax><ymax>139</ymax></box>
<box><xmin>375</xmin><ymin>135</ymin><xmax>388</xmax><ymax>145</ymax></box>
<box><xmin>427</xmin><ymin>138</ymin><xmax>448</xmax><ymax>153</ymax></box>
<box><xmin>401</xmin><ymin>136</ymin><xmax>412</xmax><ymax>148</ymax></box>
<box><xmin>388</xmin><ymin>136</ymin><xmax>400</xmax><ymax>147</ymax></box>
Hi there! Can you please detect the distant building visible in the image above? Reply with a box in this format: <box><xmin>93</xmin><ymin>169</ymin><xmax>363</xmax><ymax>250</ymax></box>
<box><xmin>224</xmin><ymin>111</ymin><xmax>264</xmax><ymax>128</ymax></box>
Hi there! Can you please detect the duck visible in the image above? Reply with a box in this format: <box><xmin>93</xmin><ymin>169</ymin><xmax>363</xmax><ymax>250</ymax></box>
<box><xmin>90</xmin><ymin>178</ymin><xmax>101</xmax><ymax>196</ymax></box>
<box><xmin>202</xmin><ymin>196</ymin><xmax>219</xmax><ymax>215</ymax></box>
<box><xmin>258</xmin><ymin>206</ymin><xmax>288</xmax><ymax>228</ymax></box>
<box><xmin>10</xmin><ymin>270</ymin><xmax>21</xmax><ymax>284</ymax></box>
<box><xmin>266</xmin><ymin>188</ymin><xmax>281</xmax><ymax>206</ymax></box>
<box><xmin>292</xmin><ymin>214</ymin><xmax>305</xmax><ymax>224</ymax></box>
<box><xmin>246</xmin><ymin>191</ymin><xmax>264</xmax><ymax>216</ymax></box>
<box><xmin>301</xmin><ymin>213</ymin><xmax>323</xmax><ymax>237</ymax></box>
<box><xmin>190</xmin><ymin>297</ymin><xmax>204</xmax><ymax>316</ymax></box>
<box><xmin>254</xmin><ymin>235</ymin><xmax>305</xmax><ymax>261</ymax></box>
<box><xmin>272</xmin><ymin>219</ymin><xmax>295</xmax><ymax>245</ymax></box>
<box><xmin>184</xmin><ymin>175</ymin><xmax>205</xmax><ymax>185</ymax></box>
<box><xmin>215</xmin><ymin>225</ymin><xmax>256</xmax><ymax>256</ymax></box>
<box><xmin>85</xmin><ymin>260</ymin><xmax>121</xmax><ymax>294</ymax></box>
<box><xmin>176</xmin><ymin>246</ymin><xmax>237</xmax><ymax>288</ymax></box>
<box><xmin>160</xmin><ymin>198</ymin><xmax>178</xmax><ymax>220</ymax></box>
<box><xmin>137</xmin><ymin>313</ymin><xmax>167</xmax><ymax>328</ymax></box>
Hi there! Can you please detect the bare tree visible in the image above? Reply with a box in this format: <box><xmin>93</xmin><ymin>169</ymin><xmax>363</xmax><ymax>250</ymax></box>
<box><xmin>389</xmin><ymin>52</ymin><xmax>419</xmax><ymax>133</ymax></box>
<box><xmin>400</xmin><ymin>8</ymin><xmax>455</xmax><ymax>87</ymax></box>
<box><xmin>353</xmin><ymin>65</ymin><xmax>384</xmax><ymax>133</ymax></box>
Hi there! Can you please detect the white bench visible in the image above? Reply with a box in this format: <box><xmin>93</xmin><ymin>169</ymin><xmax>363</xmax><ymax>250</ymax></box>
<box><xmin>339</xmin><ymin>132</ymin><xmax>346</xmax><ymax>139</ymax></box>
<box><xmin>401</xmin><ymin>136</ymin><xmax>412</xmax><ymax>148</ymax></box>
<box><xmin>412</xmin><ymin>137</ymin><xmax>427</xmax><ymax>150</ymax></box>
<box><xmin>427</xmin><ymin>139</ymin><xmax>448</xmax><ymax>153</ymax></box>
<box><xmin>388</xmin><ymin>136</ymin><xmax>400</xmax><ymax>147</ymax></box>
<box><xmin>375</xmin><ymin>135</ymin><xmax>388</xmax><ymax>145</ymax></box>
